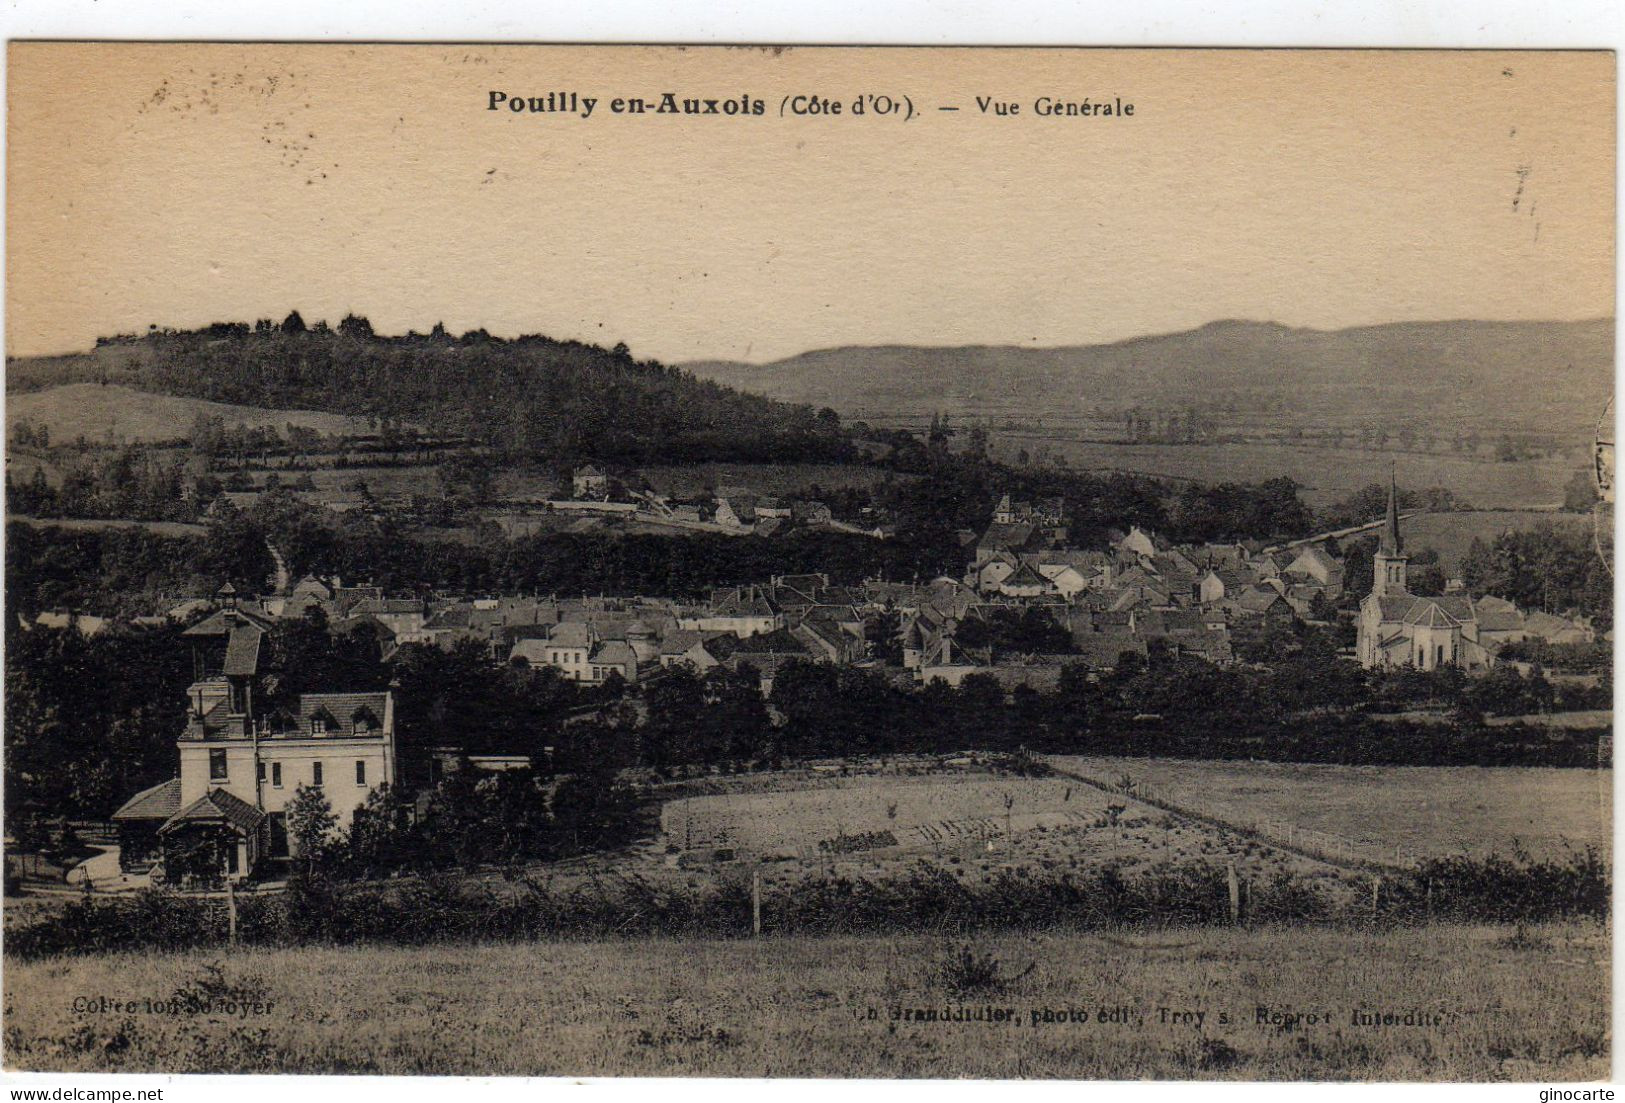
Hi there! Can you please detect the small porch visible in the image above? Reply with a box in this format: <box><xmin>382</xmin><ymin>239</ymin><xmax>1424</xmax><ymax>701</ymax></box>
<box><xmin>155</xmin><ymin>789</ymin><xmax>268</xmax><ymax>890</ymax></box>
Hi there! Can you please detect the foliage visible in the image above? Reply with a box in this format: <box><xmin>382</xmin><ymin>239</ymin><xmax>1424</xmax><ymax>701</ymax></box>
<box><xmin>955</xmin><ymin>606</ymin><xmax>1075</xmax><ymax>656</ymax></box>
<box><xmin>108</xmin><ymin>321</ymin><xmax>858</xmax><ymax>467</ymax></box>
<box><xmin>284</xmin><ymin>785</ymin><xmax>338</xmax><ymax>868</ymax></box>
<box><xmin>8</xmin><ymin>849</ymin><xmax>1608</xmax><ymax>959</ymax></box>
<box><xmin>1461</xmin><ymin>524</ymin><xmax>1611</xmax><ymax>627</ymax></box>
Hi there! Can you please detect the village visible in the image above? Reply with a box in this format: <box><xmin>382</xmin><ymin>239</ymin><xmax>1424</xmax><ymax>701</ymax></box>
<box><xmin>66</xmin><ymin>464</ymin><xmax>1594</xmax><ymax>893</ymax></box>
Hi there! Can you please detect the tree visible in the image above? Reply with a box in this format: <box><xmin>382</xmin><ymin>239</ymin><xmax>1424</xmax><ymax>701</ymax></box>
<box><xmin>337</xmin><ymin>313</ymin><xmax>375</xmax><ymax>340</ymax></box>
<box><xmin>345</xmin><ymin>783</ymin><xmax>414</xmax><ymax>876</ymax></box>
<box><xmin>280</xmin><ymin>310</ymin><xmax>307</xmax><ymax>334</ymax></box>
<box><xmin>285</xmin><ymin>784</ymin><xmax>338</xmax><ymax>873</ymax></box>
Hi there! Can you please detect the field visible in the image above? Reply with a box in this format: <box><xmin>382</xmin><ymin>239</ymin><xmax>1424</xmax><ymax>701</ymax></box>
<box><xmin>980</xmin><ymin>436</ymin><xmax>1583</xmax><ymax>510</ymax></box>
<box><xmin>1048</xmin><ymin>757</ymin><xmax>1611</xmax><ymax>864</ymax></box>
<box><xmin>2</xmin><ymin>922</ymin><xmax>1606</xmax><ymax>1078</ymax></box>
<box><xmin>656</xmin><ymin>764</ymin><xmax>1363</xmax><ymax>906</ymax></box>
<box><xmin>5</xmin><ymin>384</ymin><xmax>374</xmax><ymax>445</ymax></box>
<box><xmin>637</xmin><ymin>463</ymin><xmax>914</xmax><ymax>498</ymax></box>
<box><xmin>1399</xmin><ymin>510</ymin><xmax>1592</xmax><ymax>573</ymax></box>
<box><xmin>5</xmin><ymin>514</ymin><xmax>207</xmax><ymax>538</ymax></box>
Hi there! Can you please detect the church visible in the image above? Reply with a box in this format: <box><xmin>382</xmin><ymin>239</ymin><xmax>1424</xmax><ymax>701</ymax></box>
<box><xmin>1355</xmin><ymin>475</ymin><xmax>1495</xmax><ymax>671</ymax></box>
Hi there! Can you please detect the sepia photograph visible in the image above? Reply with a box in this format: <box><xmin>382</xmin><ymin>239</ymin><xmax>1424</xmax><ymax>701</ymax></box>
<box><xmin>0</xmin><ymin>42</ymin><xmax>1615</xmax><ymax>1083</ymax></box>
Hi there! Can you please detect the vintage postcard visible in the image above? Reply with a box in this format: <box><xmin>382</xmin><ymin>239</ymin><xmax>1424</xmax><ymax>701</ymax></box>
<box><xmin>1</xmin><ymin>44</ymin><xmax>1615</xmax><ymax>1084</ymax></box>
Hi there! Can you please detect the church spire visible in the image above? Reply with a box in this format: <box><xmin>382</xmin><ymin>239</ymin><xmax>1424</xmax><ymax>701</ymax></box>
<box><xmin>1379</xmin><ymin>461</ymin><xmax>1402</xmax><ymax>557</ymax></box>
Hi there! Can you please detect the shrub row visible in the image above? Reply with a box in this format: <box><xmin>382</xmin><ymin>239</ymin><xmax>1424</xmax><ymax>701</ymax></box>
<box><xmin>6</xmin><ymin>848</ymin><xmax>1607</xmax><ymax>961</ymax></box>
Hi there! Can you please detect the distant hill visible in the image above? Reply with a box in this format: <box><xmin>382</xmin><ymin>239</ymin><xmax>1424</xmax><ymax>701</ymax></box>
<box><xmin>682</xmin><ymin>319</ymin><xmax>1615</xmax><ymax>438</ymax></box>
<box><xmin>6</xmin><ymin>383</ymin><xmax>375</xmax><ymax>445</ymax></box>
<box><xmin>6</xmin><ymin>320</ymin><xmax>854</xmax><ymax>466</ymax></box>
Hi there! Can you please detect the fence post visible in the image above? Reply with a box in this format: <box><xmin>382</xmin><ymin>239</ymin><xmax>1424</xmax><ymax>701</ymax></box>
<box><xmin>752</xmin><ymin>870</ymin><xmax>762</xmax><ymax>937</ymax></box>
<box><xmin>1371</xmin><ymin>876</ymin><xmax>1381</xmax><ymax>915</ymax></box>
<box><xmin>1227</xmin><ymin>862</ymin><xmax>1240</xmax><ymax>925</ymax></box>
<box><xmin>226</xmin><ymin>879</ymin><xmax>238</xmax><ymax>948</ymax></box>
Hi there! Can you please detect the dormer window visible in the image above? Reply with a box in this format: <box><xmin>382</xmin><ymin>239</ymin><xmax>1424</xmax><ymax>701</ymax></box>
<box><xmin>311</xmin><ymin>717</ymin><xmax>326</xmax><ymax>735</ymax></box>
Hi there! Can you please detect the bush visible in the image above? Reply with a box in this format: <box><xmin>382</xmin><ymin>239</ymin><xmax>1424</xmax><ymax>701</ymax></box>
<box><xmin>4</xmin><ymin>851</ymin><xmax>1608</xmax><ymax>960</ymax></box>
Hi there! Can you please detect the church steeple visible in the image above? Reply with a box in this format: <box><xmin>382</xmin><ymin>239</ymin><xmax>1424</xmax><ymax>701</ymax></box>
<box><xmin>1379</xmin><ymin>463</ymin><xmax>1402</xmax><ymax>557</ymax></box>
<box><xmin>1372</xmin><ymin>462</ymin><xmax>1408</xmax><ymax>596</ymax></box>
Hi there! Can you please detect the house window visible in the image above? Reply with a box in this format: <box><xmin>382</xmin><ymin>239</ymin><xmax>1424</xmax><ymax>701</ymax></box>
<box><xmin>209</xmin><ymin>749</ymin><xmax>228</xmax><ymax>780</ymax></box>
<box><xmin>311</xmin><ymin>718</ymin><xmax>326</xmax><ymax>735</ymax></box>
<box><xmin>272</xmin><ymin>762</ymin><xmax>283</xmax><ymax>788</ymax></box>
<box><xmin>353</xmin><ymin>715</ymin><xmax>370</xmax><ymax>735</ymax></box>
<box><xmin>356</xmin><ymin>760</ymin><xmax>367</xmax><ymax>786</ymax></box>
<box><xmin>257</xmin><ymin>762</ymin><xmax>266</xmax><ymax>783</ymax></box>
<box><xmin>312</xmin><ymin>761</ymin><xmax>324</xmax><ymax>787</ymax></box>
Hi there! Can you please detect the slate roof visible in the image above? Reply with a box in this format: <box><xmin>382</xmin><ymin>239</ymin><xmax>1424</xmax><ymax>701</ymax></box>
<box><xmin>1525</xmin><ymin>611</ymin><xmax>1587</xmax><ymax>639</ymax></box>
<box><xmin>112</xmin><ymin>778</ymin><xmax>183</xmax><ymax>822</ymax></box>
<box><xmin>1474</xmin><ymin>606</ymin><xmax>1526</xmax><ymax>632</ymax></box>
<box><xmin>350</xmin><ymin>598</ymin><xmax>425</xmax><ymax>616</ymax></box>
<box><xmin>182</xmin><ymin>606</ymin><xmax>276</xmax><ymax>637</ymax></box>
<box><xmin>1373</xmin><ymin>594</ymin><xmax>1425</xmax><ymax>622</ymax></box>
<box><xmin>723</xmin><ymin>627</ymin><xmax>810</xmax><ymax>657</ymax></box>
<box><xmin>1235</xmin><ymin>588</ymin><xmax>1290</xmax><ymax>614</ymax></box>
<box><xmin>222</xmin><ymin>625</ymin><xmax>264</xmax><ymax>676</ymax></box>
<box><xmin>423</xmin><ymin>605</ymin><xmax>473</xmax><ymax>630</ymax></box>
<box><xmin>659</xmin><ymin>629</ymin><xmax>710</xmax><ymax>655</ymax></box>
<box><xmin>1405</xmin><ymin>601</ymin><xmax>1461</xmax><ymax>628</ymax></box>
<box><xmin>1000</xmin><ymin>562</ymin><xmax>1053</xmax><ymax>588</ymax></box>
<box><xmin>713</xmin><ymin>586</ymin><xmax>778</xmax><ymax>618</ymax></box>
<box><xmin>1161</xmin><ymin>608</ymin><xmax>1206</xmax><ymax>634</ymax></box>
<box><xmin>295</xmin><ymin>692</ymin><xmax>389</xmax><ymax>731</ymax></box>
<box><xmin>589</xmin><ymin>640</ymin><xmax>638</xmax><ymax>667</ymax></box>
<box><xmin>549</xmin><ymin>622</ymin><xmax>595</xmax><ymax>647</ymax></box>
<box><xmin>160</xmin><ymin>788</ymin><xmax>265</xmax><ymax>835</ymax></box>
<box><xmin>1033</xmin><ymin>549</ymin><xmax>1113</xmax><ymax>572</ymax></box>
<box><xmin>977</xmin><ymin>522</ymin><xmax>1036</xmax><ymax>551</ymax></box>
<box><xmin>290</xmin><ymin>576</ymin><xmax>333</xmax><ymax>600</ymax></box>
<box><xmin>509</xmin><ymin>639</ymin><xmax>551</xmax><ymax>665</ymax></box>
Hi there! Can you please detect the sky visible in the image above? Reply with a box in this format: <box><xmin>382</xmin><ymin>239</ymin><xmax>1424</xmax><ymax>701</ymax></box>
<box><xmin>6</xmin><ymin>45</ymin><xmax>1615</xmax><ymax>363</ymax></box>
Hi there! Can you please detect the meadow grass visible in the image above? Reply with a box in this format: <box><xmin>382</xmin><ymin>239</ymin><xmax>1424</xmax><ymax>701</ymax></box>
<box><xmin>1051</xmin><ymin>756</ymin><xmax>1612</xmax><ymax>862</ymax></box>
<box><xmin>3</xmin><ymin>921</ymin><xmax>1606</xmax><ymax>1079</ymax></box>
<box><xmin>986</xmin><ymin>438</ymin><xmax>1579</xmax><ymax>509</ymax></box>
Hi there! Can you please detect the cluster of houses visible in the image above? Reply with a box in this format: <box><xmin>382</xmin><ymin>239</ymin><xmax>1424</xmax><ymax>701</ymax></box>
<box><xmin>95</xmin><ymin>477</ymin><xmax>1600</xmax><ymax>890</ymax></box>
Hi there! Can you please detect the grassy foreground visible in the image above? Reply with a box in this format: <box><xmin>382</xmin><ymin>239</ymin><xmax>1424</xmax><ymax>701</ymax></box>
<box><xmin>3</xmin><ymin>921</ymin><xmax>1608</xmax><ymax>1079</ymax></box>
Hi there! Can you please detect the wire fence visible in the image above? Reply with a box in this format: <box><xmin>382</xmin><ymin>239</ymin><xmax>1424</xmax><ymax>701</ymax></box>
<box><xmin>1044</xmin><ymin>762</ymin><xmax>1420</xmax><ymax>872</ymax></box>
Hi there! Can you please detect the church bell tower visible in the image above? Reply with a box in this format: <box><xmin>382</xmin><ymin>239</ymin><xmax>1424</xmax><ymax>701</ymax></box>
<box><xmin>1371</xmin><ymin>465</ymin><xmax>1408</xmax><ymax>597</ymax></box>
